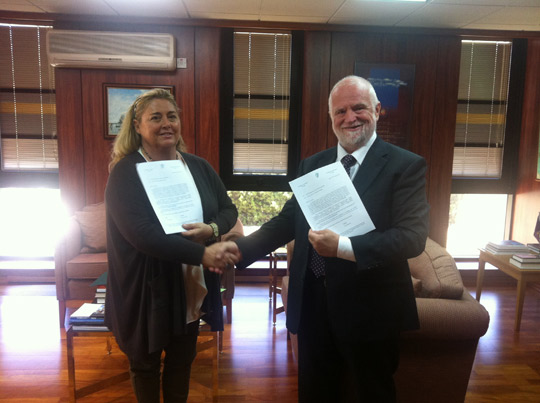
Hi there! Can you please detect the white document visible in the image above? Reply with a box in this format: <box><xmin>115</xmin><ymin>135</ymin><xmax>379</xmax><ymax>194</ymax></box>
<box><xmin>289</xmin><ymin>162</ymin><xmax>375</xmax><ymax>237</ymax></box>
<box><xmin>136</xmin><ymin>160</ymin><xmax>203</xmax><ymax>234</ymax></box>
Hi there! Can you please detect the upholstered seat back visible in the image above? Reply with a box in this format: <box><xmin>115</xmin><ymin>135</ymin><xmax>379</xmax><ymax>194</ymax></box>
<box><xmin>408</xmin><ymin>238</ymin><xmax>464</xmax><ymax>300</ymax></box>
<box><xmin>61</xmin><ymin>203</ymin><xmax>108</xmax><ymax>301</ymax></box>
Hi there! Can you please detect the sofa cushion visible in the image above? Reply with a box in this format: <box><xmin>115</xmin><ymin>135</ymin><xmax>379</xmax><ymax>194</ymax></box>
<box><xmin>408</xmin><ymin>238</ymin><xmax>463</xmax><ymax>299</ymax></box>
<box><xmin>67</xmin><ymin>279</ymin><xmax>100</xmax><ymax>300</ymax></box>
<box><xmin>66</xmin><ymin>252</ymin><xmax>108</xmax><ymax>278</ymax></box>
<box><xmin>74</xmin><ymin>202</ymin><xmax>106</xmax><ymax>253</ymax></box>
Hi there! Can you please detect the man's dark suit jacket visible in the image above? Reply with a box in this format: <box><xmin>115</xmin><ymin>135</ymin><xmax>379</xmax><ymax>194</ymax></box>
<box><xmin>236</xmin><ymin>137</ymin><xmax>430</xmax><ymax>344</ymax></box>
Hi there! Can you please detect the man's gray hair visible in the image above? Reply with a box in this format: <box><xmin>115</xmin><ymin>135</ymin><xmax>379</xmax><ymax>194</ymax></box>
<box><xmin>328</xmin><ymin>75</ymin><xmax>380</xmax><ymax>112</ymax></box>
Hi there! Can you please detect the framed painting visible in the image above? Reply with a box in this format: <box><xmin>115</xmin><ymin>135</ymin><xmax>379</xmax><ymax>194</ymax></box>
<box><xmin>353</xmin><ymin>63</ymin><xmax>416</xmax><ymax>150</ymax></box>
<box><xmin>103</xmin><ymin>84</ymin><xmax>174</xmax><ymax>138</ymax></box>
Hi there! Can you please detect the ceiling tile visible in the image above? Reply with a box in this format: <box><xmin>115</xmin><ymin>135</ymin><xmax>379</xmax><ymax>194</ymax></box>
<box><xmin>29</xmin><ymin>0</ymin><xmax>117</xmax><ymax>15</ymax></box>
<box><xmin>330</xmin><ymin>1</ymin><xmax>425</xmax><ymax>26</ymax></box>
<box><xmin>106</xmin><ymin>0</ymin><xmax>189</xmax><ymax>18</ymax></box>
<box><xmin>397</xmin><ymin>3</ymin><xmax>502</xmax><ymax>28</ymax></box>
<box><xmin>471</xmin><ymin>6</ymin><xmax>540</xmax><ymax>26</ymax></box>
<box><xmin>183</xmin><ymin>0</ymin><xmax>261</xmax><ymax>15</ymax></box>
<box><xmin>260</xmin><ymin>0</ymin><xmax>343</xmax><ymax>17</ymax></box>
<box><xmin>0</xmin><ymin>0</ymin><xmax>538</xmax><ymax>32</ymax></box>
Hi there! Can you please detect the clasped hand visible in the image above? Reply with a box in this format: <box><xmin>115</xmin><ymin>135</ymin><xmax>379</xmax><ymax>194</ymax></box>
<box><xmin>202</xmin><ymin>241</ymin><xmax>241</xmax><ymax>274</ymax></box>
<box><xmin>181</xmin><ymin>222</ymin><xmax>214</xmax><ymax>245</ymax></box>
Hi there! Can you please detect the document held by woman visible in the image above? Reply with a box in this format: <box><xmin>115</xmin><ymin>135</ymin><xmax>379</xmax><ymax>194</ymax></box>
<box><xmin>136</xmin><ymin>160</ymin><xmax>203</xmax><ymax>234</ymax></box>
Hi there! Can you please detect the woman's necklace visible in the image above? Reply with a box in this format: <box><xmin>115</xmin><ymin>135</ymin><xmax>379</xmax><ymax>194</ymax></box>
<box><xmin>141</xmin><ymin>146</ymin><xmax>154</xmax><ymax>161</ymax></box>
<box><xmin>141</xmin><ymin>146</ymin><xmax>180</xmax><ymax>161</ymax></box>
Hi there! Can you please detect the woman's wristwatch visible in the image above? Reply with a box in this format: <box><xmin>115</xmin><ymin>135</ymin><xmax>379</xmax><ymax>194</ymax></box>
<box><xmin>208</xmin><ymin>222</ymin><xmax>219</xmax><ymax>243</ymax></box>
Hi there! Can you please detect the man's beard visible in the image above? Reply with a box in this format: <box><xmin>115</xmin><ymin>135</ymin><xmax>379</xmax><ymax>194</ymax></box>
<box><xmin>340</xmin><ymin>121</ymin><xmax>376</xmax><ymax>150</ymax></box>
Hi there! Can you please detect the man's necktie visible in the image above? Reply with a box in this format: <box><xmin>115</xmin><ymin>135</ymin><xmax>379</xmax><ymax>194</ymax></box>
<box><xmin>341</xmin><ymin>154</ymin><xmax>357</xmax><ymax>176</ymax></box>
<box><xmin>309</xmin><ymin>154</ymin><xmax>357</xmax><ymax>278</ymax></box>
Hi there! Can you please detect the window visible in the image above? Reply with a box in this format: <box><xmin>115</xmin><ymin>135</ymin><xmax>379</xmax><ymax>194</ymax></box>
<box><xmin>447</xmin><ymin>194</ymin><xmax>509</xmax><ymax>258</ymax></box>
<box><xmin>453</xmin><ymin>40</ymin><xmax>511</xmax><ymax>179</ymax></box>
<box><xmin>0</xmin><ymin>24</ymin><xmax>60</xmax><ymax>269</ymax></box>
<box><xmin>220</xmin><ymin>29</ymin><xmax>302</xmax><ymax>191</ymax></box>
<box><xmin>447</xmin><ymin>39</ymin><xmax>526</xmax><ymax>258</ymax></box>
<box><xmin>233</xmin><ymin>32</ymin><xmax>290</xmax><ymax>176</ymax></box>
<box><xmin>0</xmin><ymin>187</ymin><xmax>68</xmax><ymax>261</ymax></box>
<box><xmin>0</xmin><ymin>24</ymin><xmax>57</xmax><ymax>174</ymax></box>
<box><xmin>451</xmin><ymin>39</ymin><xmax>524</xmax><ymax>194</ymax></box>
<box><xmin>227</xmin><ymin>190</ymin><xmax>291</xmax><ymax>275</ymax></box>
<box><xmin>228</xmin><ymin>190</ymin><xmax>292</xmax><ymax>232</ymax></box>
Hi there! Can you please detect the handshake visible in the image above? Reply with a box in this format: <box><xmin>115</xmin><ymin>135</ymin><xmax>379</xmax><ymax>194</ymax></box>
<box><xmin>202</xmin><ymin>241</ymin><xmax>242</xmax><ymax>274</ymax></box>
<box><xmin>181</xmin><ymin>221</ymin><xmax>242</xmax><ymax>274</ymax></box>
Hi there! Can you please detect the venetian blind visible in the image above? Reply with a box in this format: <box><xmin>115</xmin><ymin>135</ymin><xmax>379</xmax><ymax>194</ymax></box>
<box><xmin>453</xmin><ymin>40</ymin><xmax>512</xmax><ymax>178</ymax></box>
<box><xmin>233</xmin><ymin>32</ymin><xmax>291</xmax><ymax>175</ymax></box>
<box><xmin>0</xmin><ymin>24</ymin><xmax>57</xmax><ymax>171</ymax></box>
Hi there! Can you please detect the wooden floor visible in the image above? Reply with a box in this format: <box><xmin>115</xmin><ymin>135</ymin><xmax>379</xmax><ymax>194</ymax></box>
<box><xmin>0</xmin><ymin>278</ymin><xmax>539</xmax><ymax>402</ymax></box>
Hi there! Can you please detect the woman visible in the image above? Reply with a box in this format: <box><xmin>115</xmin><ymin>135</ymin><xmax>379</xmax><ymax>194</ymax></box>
<box><xmin>105</xmin><ymin>88</ymin><xmax>239</xmax><ymax>402</ymax></box>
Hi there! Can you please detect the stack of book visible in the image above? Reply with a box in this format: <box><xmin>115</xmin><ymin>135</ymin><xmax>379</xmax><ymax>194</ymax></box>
<box><xmin>485</xmin><ymin>240</ymin><xmax>529</xmax><ymax>255</ymax></box>
<box><xmin>69</xmin><ymin>303</ymin><xmax>108</xmax><ymax>331</ymax></box>
<box><xmin>95</xmin><ymin>285</ymin><xmax>106</xmax><ymax>304</ymax></box>
<box><xmin>527</xmin><ymin>243</ymin><xmax>540</xmax><ymax>253</ymax></box>
<box><xmin>510</xmin><ymin>253</ymin><xmax>540</xmax><ymax>270</ymax></box>
<box><xmin>92</xmin><ymin>271</ymin><xmax>107</xmax><ymax>304</ymax></box>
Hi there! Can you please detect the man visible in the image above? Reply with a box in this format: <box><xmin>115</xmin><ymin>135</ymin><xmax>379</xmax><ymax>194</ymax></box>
<box><xmin>235</xmin><ymin>75</ymin><xmax>429</xmax><ymax>402</ymax></box>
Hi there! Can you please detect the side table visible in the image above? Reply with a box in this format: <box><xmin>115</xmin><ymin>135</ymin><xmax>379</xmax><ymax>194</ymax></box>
<box><xmin>66</xmin><ymin>326</ymin><xmax>129</xmax><ymax>402</ymax></box>
<box><xmin>476</xmin><ymin>248</ymin><xmax>540</xmax><ymax>331</ymax></box>
<box><xmin>66</xmin><ymin>323</ymin><xmax>219</xmax><ymax>402</ymax></box>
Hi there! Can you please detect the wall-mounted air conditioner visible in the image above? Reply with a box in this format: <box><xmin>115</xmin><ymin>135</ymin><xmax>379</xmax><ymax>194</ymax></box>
<box><xmin>46</xmin><ymin>30</ymin><xmax>176</xmax><ymax>71</ymax></box>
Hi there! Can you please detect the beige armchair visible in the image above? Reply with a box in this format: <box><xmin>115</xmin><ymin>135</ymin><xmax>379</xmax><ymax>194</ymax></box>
<box><xmin>281</xmin><ymin>238</ymin><xmax>490</xmax><ymax>403</ymax></box>
<box><xmin>54</xmin><ymin>202</ymin><xmax>108</xmax><ymax>327</ymax></box>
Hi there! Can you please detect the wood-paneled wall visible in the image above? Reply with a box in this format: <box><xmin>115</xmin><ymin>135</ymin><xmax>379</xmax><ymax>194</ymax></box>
<box><xmin>194</xmin><ymin>27</ymin><xmax>221</xmax><ymax>168</ymax></box>
<box><xmin>56</xmin><ymin>24</ymin><xmax>220</xmax><ymax>212</ymax></box>
<box><xmin>513</xmin><ymin>38</ymin><xmax>540</xmax><ymax>244</ymax></box>
<box><xmin>301</xmin><ymin>31</ymin><xmax>461</xmax><ymax>244</ymax></box>
<box><xmin>52</xmin><ymin>21</ymin><xmax>540</xmax><ymax>247</ymax></box>
<box><xmin>300</xmin><ymin>31</ymin><xmax>332</xmax><ymax>159</ymax></box>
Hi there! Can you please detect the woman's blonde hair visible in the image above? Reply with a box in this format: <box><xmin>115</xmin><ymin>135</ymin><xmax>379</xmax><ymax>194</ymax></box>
<box><xmin>109</xmin><ymin>88</ymin><xmax>186</xmax><ymax>171</ymax></box>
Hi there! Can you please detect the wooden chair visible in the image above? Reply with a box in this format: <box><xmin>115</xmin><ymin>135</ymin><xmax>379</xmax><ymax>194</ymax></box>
<box><xmin>220</xmin><ymin>219</ymin><xmax>244</xmax><ymax>324</ymax></box>
<box><xmin>269</xmin><ymin>249</ymin><xmax>288</xmax><ymax>324</ymax></box>
<box><xmin>54</xmin><ymin>203</ymin><xmax>108</xmax><ymax>328</ymax></box>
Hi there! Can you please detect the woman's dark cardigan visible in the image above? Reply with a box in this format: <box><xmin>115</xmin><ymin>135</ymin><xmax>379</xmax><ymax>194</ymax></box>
<box><xmin>105</xmin><ymin>151</ymin><xmax>237</xmax><ymax>360</ymax></box>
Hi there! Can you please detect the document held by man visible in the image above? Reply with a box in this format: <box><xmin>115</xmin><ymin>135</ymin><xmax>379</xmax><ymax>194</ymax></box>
<box><xmin>136</xmin><ymin>160</ymin><xmax>203</xmax><ymax>234</ymax></box>
<box><xmin>289</xmin><ymin>162</ymin><xmax>375</xmax><ymax>237</ymax></box>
